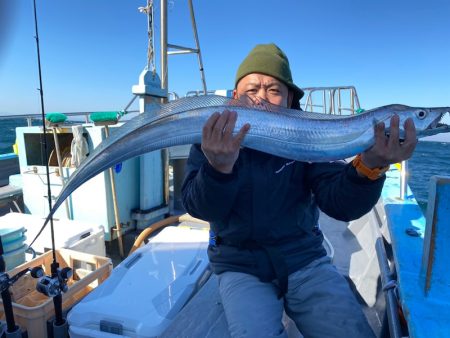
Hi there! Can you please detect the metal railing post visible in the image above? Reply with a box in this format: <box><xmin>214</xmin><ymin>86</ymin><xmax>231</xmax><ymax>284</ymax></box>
<box><xmin>400</xmin><ymin>160</ymin><xmax>408</xmax><ymax>200</ymax></box>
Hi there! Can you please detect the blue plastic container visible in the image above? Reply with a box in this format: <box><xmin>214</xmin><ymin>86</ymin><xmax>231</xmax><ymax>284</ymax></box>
<box><xmin>2</xmin><ymin>235</ymin><xmax>27</xmax><ymax>253</ymax></box>
<box><xmin>0</xmin><ymin>225</ymin><xmax>26</xmax><ymax>244</ymax></box>
<box><xmin>3</xmin><ymin>244</ymin><xmax>27</xmax><ymax>271</ymax></box>
<box><xmin>0</xmin><ymin>225</ymin><xmax>27</xmax><ymax>270</ymax></box>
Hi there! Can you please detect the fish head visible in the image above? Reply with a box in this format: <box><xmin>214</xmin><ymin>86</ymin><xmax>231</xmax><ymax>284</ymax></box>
<box><xmin>380</xmin><ymin>105</ymin><xmax>450</xmax><ymax>138</ymax></box>
<box><xmin>409</xmin><ymin>107</ymin><xmax>450</xmax><ymax>137</ymax></box>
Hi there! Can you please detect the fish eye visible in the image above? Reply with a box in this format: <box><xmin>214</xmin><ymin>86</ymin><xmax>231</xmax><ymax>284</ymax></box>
<box><xmin>416</xmin><ymin>110</ymin><xmax>427</xmax><ymax>119</ymax></box>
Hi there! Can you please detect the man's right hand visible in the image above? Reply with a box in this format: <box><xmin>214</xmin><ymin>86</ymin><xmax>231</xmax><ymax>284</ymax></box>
<box><xmin>201</xmin><ymin>110</ymin><xmax>250</xmax><ymax>174</ymax></box>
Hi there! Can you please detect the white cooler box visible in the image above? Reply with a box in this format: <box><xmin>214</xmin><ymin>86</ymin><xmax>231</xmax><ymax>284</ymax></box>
<box><xmin>0</xmin><ymin>212</ymin><xmax>105</xmax><ymax>257</ymax></box>
<box><xmin>68</xmin><ymin>225</ymin><xmax>210</xmax><ymax>338</ymax></box>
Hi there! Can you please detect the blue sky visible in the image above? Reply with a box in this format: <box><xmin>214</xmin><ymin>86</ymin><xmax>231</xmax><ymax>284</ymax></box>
<box><xmin>1</xmin><ymin>0</ymin><xmax>449</xmax><ymax>115</ymax></box>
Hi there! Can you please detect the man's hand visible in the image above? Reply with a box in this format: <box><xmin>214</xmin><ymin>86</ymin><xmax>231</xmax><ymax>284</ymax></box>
<box><xmin>361</xmin><ymin>115</ymin><xmax>417</xmax><ymax>168</ymax></box>
<box><xmin>201</xmin><ymin>110</ymin><xmax>250</xmax><ymax>174</ymax></box>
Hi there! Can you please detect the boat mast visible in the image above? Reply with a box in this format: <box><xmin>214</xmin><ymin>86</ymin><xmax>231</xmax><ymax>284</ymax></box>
<box><xmin>163</xmin><ymin>0</ymin><xmax>208</xmax><ymax>95</ymax></box>
<box><xmin>160</xmin><ymin>0</ymin><xmax>208</xmax><ymax>212</ymax></box>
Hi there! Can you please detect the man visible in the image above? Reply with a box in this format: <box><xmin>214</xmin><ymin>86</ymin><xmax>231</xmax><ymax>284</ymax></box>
<box><xmin>181</xmin><ymin>44</ymin><xmax>416</xmax><ymax>337</ymax></box>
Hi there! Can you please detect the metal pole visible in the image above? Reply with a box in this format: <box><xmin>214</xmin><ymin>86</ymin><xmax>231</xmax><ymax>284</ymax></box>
<box><xmin>353</xmin><ymin>86</ymin><xmax>361</xmax><ymax>110</ymax></box>
<box><xmin>329</xmin><ymin>89</ymin><xmax>334</xmax><ymax>114</ymax></box>
<box><xmin>160</xmin><ymin>0</ymin><xmax>170</xmax><ymax>207</ymax></box>
<box><xmin>350</xmin><ymin>89</ymin><xmax>355</xmax><ymax>114</ymax></box>
<box><xmin>160</xmin><ymin>0</ymin><xmax>168</xmax><ymax>95</ymax></box>
<box><xmin>338</xmin><ymin>88</ymin><xmax>341</xmax><ymax>115</ymax></box>
<box><xmin>188</xmin><ymin>0</ymin><xmax>207</xmax><ymax>94</ymax></box>
<box><xmin>104</xmin><ymin>126</ymin><xmax>124</xmax><ymax>258</ymax></box>
<box><xmin>322</xmin><ymin>90</ymin><xmax>326</xmax><ymax>114</ymax></box>
<box><xmin>400</xmin><ymin>160</ymin><xmax>408</xmax><ymax>200</ymax></box>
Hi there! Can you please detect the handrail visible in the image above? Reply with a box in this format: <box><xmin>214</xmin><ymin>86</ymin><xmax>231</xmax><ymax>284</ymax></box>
<box><xmin>129</xmin><ymin>213</ymin><xmax>209</xmax><ymax>256</ymax></box>
<box><xmin>0</xmin><ymin>109</ymin><xmax>140</xmax><ymax>126</ymax></box>
<box><xmin>185</xmin><ymin>90</ymin><xmax>217</xmax><ymax>97</ymax></box>
<box><xmin>301</xmin><ymin>86</ymin><xmax>361</xmax><ymax>115</ymax></box>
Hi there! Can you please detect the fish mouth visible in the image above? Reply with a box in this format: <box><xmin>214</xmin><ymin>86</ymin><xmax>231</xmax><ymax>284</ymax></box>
<box><xmin>423</xmin><ymin>110</ymin><xmax>450</xmax><ymax>136</ymax></box>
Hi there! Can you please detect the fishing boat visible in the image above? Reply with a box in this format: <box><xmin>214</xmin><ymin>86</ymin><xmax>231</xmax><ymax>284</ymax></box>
<box><xmin>0</xmin><ymin>1</ymin><xmax>449</xmax><ymax>337</ymax></box>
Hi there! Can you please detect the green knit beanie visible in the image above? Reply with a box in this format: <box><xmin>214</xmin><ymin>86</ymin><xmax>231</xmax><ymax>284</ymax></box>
<box><xmin>235</xmin><ymin>43</ymin><xmax>304</xmax><ymax>109</ymax></box>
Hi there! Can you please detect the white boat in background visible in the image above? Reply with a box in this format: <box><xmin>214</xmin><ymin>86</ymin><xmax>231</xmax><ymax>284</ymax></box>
<box><xmin>0</xmin><ymin>1</ymin><xmax>449</xmax><ymax>337</ymax></box>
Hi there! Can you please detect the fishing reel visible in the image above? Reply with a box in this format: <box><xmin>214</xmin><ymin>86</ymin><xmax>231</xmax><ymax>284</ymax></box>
<box><xmin>31</xmin><ymin>262</ymin><xmax>73</xmax><ymax>334</ymax></box>
<box><xmin>33</xmin><ymin>265</ymin><xmax>73</xmax><ymax>298</ymax></box>
<box><xmin>0</xmin><ymin>266</ymin><xmax>44</xmax><ymax>293</ymax></box>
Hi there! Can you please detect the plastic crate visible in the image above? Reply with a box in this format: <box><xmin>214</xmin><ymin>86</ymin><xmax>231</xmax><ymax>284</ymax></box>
<box><xmin>0</xmin><ymin>248</ymin><xmax>112</xmax><ymax>338</ymax></box>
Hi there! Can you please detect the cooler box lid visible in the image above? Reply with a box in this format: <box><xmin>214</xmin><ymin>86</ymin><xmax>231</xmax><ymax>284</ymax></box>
<box><xmin>68</xmin><ymin>225</ymin><xmax>210</xmax><ymax>337</ymax></box>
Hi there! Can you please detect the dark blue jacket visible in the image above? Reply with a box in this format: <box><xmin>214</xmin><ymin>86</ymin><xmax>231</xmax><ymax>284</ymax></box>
<box><xmin>182</xmin><ymin>144</ymin><xmax>385</xmax><ymax>289</ymax></box>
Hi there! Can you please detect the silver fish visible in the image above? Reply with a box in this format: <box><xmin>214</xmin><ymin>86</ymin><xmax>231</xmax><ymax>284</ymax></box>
<box><xmin>44</xmin><ymin>95</ymin><xmax>449</xmax><ymax>223</ymax></box>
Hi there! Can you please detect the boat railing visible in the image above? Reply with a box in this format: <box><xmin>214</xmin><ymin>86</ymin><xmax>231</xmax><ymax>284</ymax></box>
<box><xmin>301</xmin><ymin>86</ymin><xmax>411</xmax><ymax>199</ymax></box>
<box><xmin>301</xmin><ymin>86</ymin><xmax>361</xmax><ymax>115</ymax></box>
<box><xmin>185</xmin><ymin>90</ymin><xmax>216</xmax><ymax>97</ymax></box>
<box><xmin>168</xmin><ymin>92</ymin><xmax>180</xmax><ymax>101</ymax></box>
<box><xmin>170</xmin><ymin>89</ymin><xmax>233</xmax><ymax>100</ymax></box>
<box><xmin>0</xmin><ymin>112</ymin><xmax>88</xmax><ymax>126</ymax></box>
<box><xmin>0</xmin><ymin>107</ymin><xmax>140</xmax><ymax>126</ymax></box>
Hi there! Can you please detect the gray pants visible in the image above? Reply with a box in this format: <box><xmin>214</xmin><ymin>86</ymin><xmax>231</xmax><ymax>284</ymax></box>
<box><xmin>217</xmin><ymin>256</ymin><xmax>375</xmax><ymax>338</ymax></box>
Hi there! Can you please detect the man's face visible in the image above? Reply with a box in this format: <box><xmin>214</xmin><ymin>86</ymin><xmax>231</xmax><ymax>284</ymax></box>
<box><xmin>233</xmin><ymin>73</ymin><xmax>293</xmax><ymax>108</ymax></box>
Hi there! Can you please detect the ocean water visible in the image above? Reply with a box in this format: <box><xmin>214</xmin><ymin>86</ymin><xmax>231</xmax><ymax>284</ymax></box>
<box><xmin>0</xmin><ymin>117</ymin><xmax>448</xmax><ymax>209</ymax></box>
<box><xmin>408</xmin><ymin>141</ymin><xmax>450</xmax><ymax>210</ymax></box>
<box><xmin>0</xmin><ymin>118</ymin><xmax>42</xmax><ymax>154</ymax></box>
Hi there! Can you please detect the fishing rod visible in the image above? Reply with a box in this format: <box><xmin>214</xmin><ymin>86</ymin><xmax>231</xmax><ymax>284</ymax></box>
<box><xmin>32</xmin><ymin>0</ymin><xmax>72</xmax><ymax>336</ymax></box>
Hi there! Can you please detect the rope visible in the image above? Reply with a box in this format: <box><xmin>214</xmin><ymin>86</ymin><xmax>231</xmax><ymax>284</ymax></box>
<box><xmin>138</xmin><ymin>0</ymin><xmax>156</xmax><ymax>74</ymax></box>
